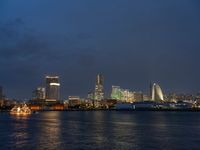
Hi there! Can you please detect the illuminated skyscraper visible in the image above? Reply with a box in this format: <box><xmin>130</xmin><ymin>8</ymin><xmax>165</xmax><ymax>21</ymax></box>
<box><xmin>45</xmin><ymin>76</ymin><xmax>60</xmax><ymax>101</ymax></box>
<box><xmin>94</xmin><ymin>74</ymin><xmax>104</xmax><ymax>100</ymax></box>
<box><xmin>151</xmin><ymin>83</ymin><xmax>164</xmax><ymax>101</ymax></box>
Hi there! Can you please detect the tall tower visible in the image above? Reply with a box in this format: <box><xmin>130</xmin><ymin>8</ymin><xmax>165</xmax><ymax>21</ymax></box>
<box><xmin>94</xmin><ymin>74</ymin><xmax>104</xmax><ymax>101</ymax></box>
<box><xmin>45</xmin><ymin>76</ymin><xmax>60</xmax><ymax>101</ymax></box>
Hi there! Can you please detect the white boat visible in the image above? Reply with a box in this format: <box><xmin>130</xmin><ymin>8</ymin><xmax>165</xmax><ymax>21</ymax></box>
<box><xmin>10</xmin><ymin>104</ymin><xmax>31</xmax><ymax>115</ymax></box>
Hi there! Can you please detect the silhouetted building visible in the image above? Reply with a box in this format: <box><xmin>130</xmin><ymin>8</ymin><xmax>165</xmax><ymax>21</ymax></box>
<box><xmin>45</xmin><ymin>76</ymin><xmax>60</xmax><ymax>102</ymax></box>
<box><xmin>94</xmin><ymin>74</ymin><xmax>104</xmax><ymax>101</ymax></box>
<box><xmin>32</xmin><ymin>87</ymin><xmax>45</xmax><ymax>100</ymax></box>
<box><xmin>0</xmin><ymin>86</ymin><xmax>3</xmax><ymax>100</ymax></box>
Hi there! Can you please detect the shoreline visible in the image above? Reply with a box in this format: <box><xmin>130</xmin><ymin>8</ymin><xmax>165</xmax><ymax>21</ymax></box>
<box><xmin>1</xmin><ymin>108</ymin><xmax>200</xmax><ymax>112</ymax></box>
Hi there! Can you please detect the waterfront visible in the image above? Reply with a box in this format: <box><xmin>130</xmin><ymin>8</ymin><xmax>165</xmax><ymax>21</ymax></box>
<box><xmin>0</xmin><ymin>111</ymin><xmax>200</xmax><ymax>150</ymax></box>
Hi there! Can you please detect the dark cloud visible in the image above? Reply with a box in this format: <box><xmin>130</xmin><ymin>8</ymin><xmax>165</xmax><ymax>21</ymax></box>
<box><xmin>1</xmin><ymin>0</ymin><xmax>200</xmax><ymax>99</ymax></box>
<box><xmin>0</xmin><ymin>17</ymin><xmax>98</xmax><ymax>98</ymax></box>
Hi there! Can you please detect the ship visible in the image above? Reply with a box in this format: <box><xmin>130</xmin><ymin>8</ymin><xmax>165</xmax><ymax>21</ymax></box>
<box><xmin>10</xmin><ymin>104</ymin><xmax>31</xmax><ymax>115</ymax></box>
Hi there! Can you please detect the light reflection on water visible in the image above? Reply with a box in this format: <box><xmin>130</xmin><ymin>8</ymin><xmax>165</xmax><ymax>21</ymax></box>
<box><xmin>9</xmin><ymin>115</ymin><xmax>30</xmax><ymax>149</ymax></box>
<box><xmin>36</xmin><ymin>112</ymin><xmax>61</xmax><ymax>150</ymax></box>
<box><xmin>0</xmin><ymin>111</ymin><xmax>200</xmax><ymax>150</ymax></box>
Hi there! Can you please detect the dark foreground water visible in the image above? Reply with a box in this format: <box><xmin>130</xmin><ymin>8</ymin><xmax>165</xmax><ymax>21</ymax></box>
<box><xmin>0</xmin><ymin>111</ymin><xmax>200</xmax><ymax>150</ymax></box>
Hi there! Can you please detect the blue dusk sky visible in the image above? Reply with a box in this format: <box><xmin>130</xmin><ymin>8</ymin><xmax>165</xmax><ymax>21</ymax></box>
<box><xmin>0</xmin><ymin>0</ymin><xmax>200</xmax><ymax>99</ymax></box>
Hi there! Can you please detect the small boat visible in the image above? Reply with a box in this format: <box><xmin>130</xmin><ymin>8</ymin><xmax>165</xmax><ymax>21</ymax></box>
<box><xmin>10</xmin><ymin>104</ymin><xmax>31</xmax><ymax>115</ymax></box>
<box><xmin>32</xmin><ymin>110</ymin><xmax>39</xmax><ymax>114</ymax></box>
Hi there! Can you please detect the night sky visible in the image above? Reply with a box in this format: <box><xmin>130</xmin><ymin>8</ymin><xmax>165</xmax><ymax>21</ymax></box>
<box><xmin>1</xmin><ymin>0</ymin><xmax>200</xmax><ymax>99</ymax></box>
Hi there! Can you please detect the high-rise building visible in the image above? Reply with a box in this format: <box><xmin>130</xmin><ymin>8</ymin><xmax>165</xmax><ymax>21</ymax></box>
<box><xmin>151</xmin><ymin>83</ymin><xmax>164</xmax><ymax>101</ymax></box>
<box><xmin>45</xmin><ymin>76</ymin><xmax>60</xmax><ymax>101</ymax></box>
<box><xmin>94</xmin><ymin>74</ymin><xmax>104</xmax><ymax>101</ymax></box>
<box><xmin>32</xmin><ymin>87</ymin><xmax>45</xmax><ymax>100</ymax></box>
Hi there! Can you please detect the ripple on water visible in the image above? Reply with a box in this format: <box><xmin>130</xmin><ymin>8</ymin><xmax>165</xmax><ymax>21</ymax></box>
<box><xmin>0</xmin><ymin>111</ymin><xmax>200</xmax><ymax>150</ymax></box>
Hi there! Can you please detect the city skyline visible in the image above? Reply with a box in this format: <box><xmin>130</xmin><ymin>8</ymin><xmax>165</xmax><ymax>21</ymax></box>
<box><xmin>0</xmin><ymin>73</ymin><xmax>200</xmax><ymax>100</ymax></box>
<box><xmin>1</xmin><ymin>1</ymin><xmax>200</xmax><ymax>99</ymax></box>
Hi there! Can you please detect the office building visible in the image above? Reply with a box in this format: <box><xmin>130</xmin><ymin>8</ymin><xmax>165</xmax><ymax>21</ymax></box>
<box><xmin>32</xmin><ymin>87</ymin><xmax>45</xmax><ymax>100</ymax></box>
<box><xmin>45</xmin><ymin>76</ymin><xmax>60</xmax><ymax>101</ymax></box>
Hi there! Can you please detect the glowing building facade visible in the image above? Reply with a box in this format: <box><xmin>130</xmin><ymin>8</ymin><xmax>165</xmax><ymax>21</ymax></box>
<box><xmin>45</xmin><ymin>76</ymin><xmax>60</xmax><ymax>101</ymax></box>
<box><xmin>111</xmin><ymin>86</ymin><xmax>122</xmax><ymax>100</ymax></box>
<box><xmin>94</xmin><ymin>74</ymin><xmax>104</xmax><ymax>101</ymax></box>
<box><xmin>151</xmin><ymin>83</ymin><xmax>164</xmax><ymax>101</ymax></box>
<box><xmin>111</xmin><ymin>86</ymin><xmax>143</xmax><ymax>103</ymax></box>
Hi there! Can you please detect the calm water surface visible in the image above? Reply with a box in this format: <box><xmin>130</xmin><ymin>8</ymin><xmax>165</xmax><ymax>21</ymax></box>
<box><xmin>0</xmin><ymin>111</ymin><xmax>200</xmax><ymax>150</ymax></box>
